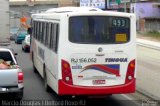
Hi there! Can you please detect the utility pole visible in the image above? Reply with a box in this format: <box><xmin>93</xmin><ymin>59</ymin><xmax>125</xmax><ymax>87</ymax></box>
<box><xmin>105</xmin><ymin>0</ymin><xmax>108</xmax><ymax>10</ymax></box>
<box><xmin>90</xmin><ymin>0</ymin><xmax>92</xmax><ymax>7</ymax></box>
<box><xmin>124</xmin><ymin>2</ymin><xmax>127</xmax><ymax>12</ymax></box>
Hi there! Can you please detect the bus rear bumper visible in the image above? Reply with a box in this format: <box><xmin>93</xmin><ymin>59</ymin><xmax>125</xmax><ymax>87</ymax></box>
<box><xmin>58</xmin><ymin>79</ymin><xmax>135</xmax><ymax>95</ymax></box>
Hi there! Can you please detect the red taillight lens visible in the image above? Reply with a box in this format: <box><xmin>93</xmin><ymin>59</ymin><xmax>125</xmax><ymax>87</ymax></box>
<box><xmin>125</xmin><ymin>59</ymin><xmax>135</xmax><ymax>84</ymax></box>
<box><xmin>25</xmin><ymin>45</ymin><xmax>30</xmax><ymax>48</ymax></box>
<box><xmin>62</xmin><ymin>60</ymin><xmax>73</xmax><ymax>85</ymax></box>
<box><xmin>18</xmin><ymin>72</ymin><xmax>24</xmax><ymax>83</ymax></box>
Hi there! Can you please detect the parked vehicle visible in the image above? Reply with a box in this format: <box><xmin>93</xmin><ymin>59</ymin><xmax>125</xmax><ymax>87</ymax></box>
<box><xmin>10</xmin><ymin>27</ymin><xmax>19</xmax><ymax>40</ymax></box>
<box><xmin>15</xmin><ymin>31</ymin><xmax>28</xmax><ymax>44</ymax></box>
<box><xmin>22</xmin><ymin>35</ymin><xmax>30</xmax><ymax>52</ymax></box>
<box><xmin>0</xmin><ymin>0</ymin><xmax>10</xmax><ymax>46</ymax></box>
<box><xmin>0</xmin><ymin>48</ymin><xmax>24</xmax><ymax>100</ymax></box>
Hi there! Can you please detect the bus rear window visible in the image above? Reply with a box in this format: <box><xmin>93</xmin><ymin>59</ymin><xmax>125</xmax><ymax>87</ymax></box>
<box><xmin>69</xmin><ymin>16</ymin><xmax>130</xmax><ymax>44</ymax></box>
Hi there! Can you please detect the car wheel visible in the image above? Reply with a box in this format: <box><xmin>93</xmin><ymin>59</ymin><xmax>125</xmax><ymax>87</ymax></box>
<box><xmin>24</xmin><ymin>48</ymin><xmax>27</xmax><ymax>52</ymax></box>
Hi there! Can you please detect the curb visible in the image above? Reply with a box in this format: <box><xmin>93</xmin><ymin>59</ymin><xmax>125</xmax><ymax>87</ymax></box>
<box><xmin>136</xmin><ymin>87</ymin><xmax>160</xmax><ymax>100</ymax></box>
<box><xmin>136</xmin><ymin>39</ymin><xmax>160</xmax><ymax>50</ymax></box>
<box><xmin>137</xmin><ymin>42</ymin><xmax>160</xmax><ymax>51</ymax></box>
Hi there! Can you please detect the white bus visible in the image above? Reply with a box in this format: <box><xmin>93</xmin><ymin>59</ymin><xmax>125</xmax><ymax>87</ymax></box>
<box><xmin>30</xmin><ymin>7</ymin><xmax>136</xmax><ymax>96</ymax></box>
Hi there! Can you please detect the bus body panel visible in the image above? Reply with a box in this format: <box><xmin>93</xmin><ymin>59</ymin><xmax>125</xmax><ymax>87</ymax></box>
<box><xmin>45</xmin><ymin>46</ymin><xmax>59</xmax><ymax>93</ymax></box>
<box><xmin>33</xmin><ymin>40</ymin><xmax>44</xmax><ymax>78</ymax></box>
<box><xmin>31</xmin><ymin>34</ymin><xmax>59</xmax><ymax>93</ymax></box>
<box><xmin>58</xmin><ymin>78</ymin><xmax>135</xmax><ymax>95</ymax></box>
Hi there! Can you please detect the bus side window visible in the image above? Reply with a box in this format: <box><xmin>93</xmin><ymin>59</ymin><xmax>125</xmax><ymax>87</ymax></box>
<box><xmin>34</xmin><ymin>21</ymin><xmax>37</xmax><ymax>39</ymax></box>
<box><xmin>55</xmin><ymin>24</ymin><xmax>59</xmax><ymax>53</ymax></box>
<box><xmin>33</xmin><ymin>21</ymin><xmax>36</xmax><ymax>38</ymax></box>
<box><xmin>45</xmin><ymin>23</ymin><xmax>49</xmax><ymax>46</ymax></box>
<box><xmin>38</xmin><ymin>22</ymin><xmax>41</xmax><ymax>41</ymax></box>
<box><xmin>43</xmin><ymin>23</ymin><xmax>46</xmax><ymax>44</ymax></box>
<box><xmin>39</xmin><ymin>22</ymin><xmax>42</xmax><ymax>42</ymax></box>
<box><xmin>48</xmin><ymin>23</ymin><xmax>59</xmax><ymax>53</ymax></box>
<box><xmin>47</xmin><ymin>23</ymin><xmax>51</xmax><ymax>48</ymax></box>
<box><xmin>37</xmin><ymin>22</ymin><xmax>39</xmax><ymax>40</ymax></box>
<box><xmin>36</xmin><ymin>22</ymin><xmax>40</xmax><ymax>41</ymax></box>
<box><xmin>50</xmin><ymin>24</ymin><xmax>54</xmax><ymax>50</ymax></box>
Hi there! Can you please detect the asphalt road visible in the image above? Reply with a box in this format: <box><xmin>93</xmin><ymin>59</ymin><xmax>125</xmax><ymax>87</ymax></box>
<box><xmin>0</xmin><ymin>42</ymin><xmax>142</xmax><ymax>106</ymax></box>
<box><xmin>136</xmin><ymin>45</ymin><xmax>160</xmax><ymax>99</ymax></box>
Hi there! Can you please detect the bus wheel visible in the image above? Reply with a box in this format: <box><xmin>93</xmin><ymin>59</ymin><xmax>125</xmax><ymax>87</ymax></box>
<box><xmin>33</xmin><ymin>65</ymin><xmax>38</xmax><ymax>73</ymax></box>
<box><xmin>44</xmin><ymin>67</ymin><xmax>50</xmax><ymax>92</ymax></box>
<box><xmin>32</xmin><ymin>53</ymin><xmax>38</xmax><ymax>73</ymax></box>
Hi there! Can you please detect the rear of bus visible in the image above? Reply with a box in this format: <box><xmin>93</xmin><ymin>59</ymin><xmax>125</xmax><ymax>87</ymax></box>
<box><xmin>58</xmin><ymin>12</ymin><xmax>136</xmax><ymax>96</ymax></box>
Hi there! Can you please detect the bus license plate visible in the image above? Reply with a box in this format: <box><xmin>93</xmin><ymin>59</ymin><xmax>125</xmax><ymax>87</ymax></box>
<box><xmin>92</xmin><ymin>80</ymin><xmax>105</xmax><ymax>85</ymax></box>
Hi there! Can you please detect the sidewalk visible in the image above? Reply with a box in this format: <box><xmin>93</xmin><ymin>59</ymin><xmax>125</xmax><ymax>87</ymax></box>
<box><xmin>137</xmin><ymin>38</ymin><xmax>160</xmax><ymax>50</ymax></box>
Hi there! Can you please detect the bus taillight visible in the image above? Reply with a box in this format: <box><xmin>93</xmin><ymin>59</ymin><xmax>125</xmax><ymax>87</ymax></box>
<box><xmin>62</xmin><ymin>60</ymin><xmax>73</xmax><ymax>85</ymax></box>
<box><xmin>125</xmin><ymin>59</ymin><xmax>135</xmax><ymax>84</ymax></box>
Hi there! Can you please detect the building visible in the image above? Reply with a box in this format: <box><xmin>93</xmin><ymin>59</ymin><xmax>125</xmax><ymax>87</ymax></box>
<box><xmin>131</xmin><ymin>2</ymin><xmax>160</xmax><ymax>32</ymax></box>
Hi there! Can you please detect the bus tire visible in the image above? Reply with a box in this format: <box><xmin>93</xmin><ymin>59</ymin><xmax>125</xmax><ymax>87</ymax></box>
<box><xmin>33</xmin><ymin>65</ymin><xmax>38</xmax><ymax>73</ymax></box>
<box><xmin>32</xmin><ymin>53</ymin><xmax>38</xmax><ymax>73</ymax></box>
<box><xmin>44</xmin><ymin>66</ymin><xmax>50</xmax><ymax>92</ymax></box>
